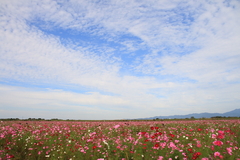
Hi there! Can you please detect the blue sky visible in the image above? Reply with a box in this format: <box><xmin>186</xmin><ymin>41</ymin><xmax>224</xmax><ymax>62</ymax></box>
<box><xmin>0</xmin><ymin>0</ymin><xmax>240</xmax><ymax>120</ymax></box>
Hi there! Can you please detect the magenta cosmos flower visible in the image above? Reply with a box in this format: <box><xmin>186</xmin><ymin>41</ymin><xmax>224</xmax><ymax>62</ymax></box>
<box><xmin>213</xmin><ymin>140</ymin><xmax>223</xmax><ymax>146</ymax></box>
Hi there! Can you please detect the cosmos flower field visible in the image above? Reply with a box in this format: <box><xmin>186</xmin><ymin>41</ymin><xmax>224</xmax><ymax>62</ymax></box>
<box><xmin>0</xmin><ymin>120</ymin><xmax>239</xmax><ymax>160</ymax></box>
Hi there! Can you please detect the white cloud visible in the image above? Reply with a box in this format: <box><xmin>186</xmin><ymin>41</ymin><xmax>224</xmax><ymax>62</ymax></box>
<box><xmin>0</xmin><ymin>84</ymin><xmax>169</xmax><ymax>119</ymax></box>
<box><xmin>132</xmin><ymin>0</ymin><xmax>240</xmax><ymax>84</ymax></box>
<box><xmin>0</xmin><ymin>0</ymin><xmax>240</xmax><ymax>119</ymax></box>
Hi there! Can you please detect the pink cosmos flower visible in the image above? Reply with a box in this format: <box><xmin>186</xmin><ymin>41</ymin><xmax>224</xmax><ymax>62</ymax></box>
<box><xmin>0</xmin><ymin>134</ymin><xmax>5</xmax><ymax>138</ymax></box>
<box><xmin>211</xmin><ymin>134</ymin><xmax>216</xmax><ymax>138</ymax></box>
<box><xmin>226</xmin><ymin>147</ymin><xmax>232</xmax><ymax>155</ymax></box>
<box><xmin>113</xmin><ymin>124</ymin><xmax>120</xmax><ymax>129</ymax></box>
<box><xmin>89</xmin><ymin>132</ymin><xmax>96</xmax><ymax>136</ymax></box>
<box><xmin>213</xmin><ymin>140</ymin><xmax>223</xmax><ymax>146</ymax></box>
<box><xmin>197</xmin><ymin>143</ymin><xmax>202</xmax><ymax>147</ymax></box>
<box><xmin>157</xmin><ymin>156</ymin><xmax>164</xmax><ymax>160</ymax></box>
<box><xmin>214</xmin><ymin>152</ymin><xmax>221</xmax><ymax>157</ymax></box>
<box><xmin>218</xmin><ymin>130</ymin><xmax>224</xmax><ymax>135</ymax></box>
<box><xmin>217</xmin><ymin>130</ymin><xmax>225</xmax><ymax>139</ymax></box>
<box><xmin>169</xmin><ymin>142</ymin><xmax>177</xmax><ymax>149</ymax></box>
<box><xmin>217</xmin><ymin>134</ymin><xmax>224</xmax><ymax>139</ymax></box>
<box><xmin>160</xmin><ymin>142</ymin><xmax>166</xmax><ymax>148</ymax></box>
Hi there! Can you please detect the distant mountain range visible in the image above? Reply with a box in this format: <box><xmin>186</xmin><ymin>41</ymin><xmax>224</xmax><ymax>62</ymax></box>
<box><xmin>137</xmin><ymin>109</ymin><xmax>240</xmax><ymax>120</ymax></box>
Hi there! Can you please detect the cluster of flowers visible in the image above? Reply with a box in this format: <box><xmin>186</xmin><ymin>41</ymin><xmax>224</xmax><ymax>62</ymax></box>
<box><xmin>0</xmin><ymin>120</ymin><xmax>239</xmax><ymax>160</ymax></box>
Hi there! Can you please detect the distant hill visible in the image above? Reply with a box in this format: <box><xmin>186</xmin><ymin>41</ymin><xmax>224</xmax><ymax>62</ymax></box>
<box><xmin>137</xmin><ymin>109</ymin><xmax>240</xmax><ymax>120</ymax></box>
